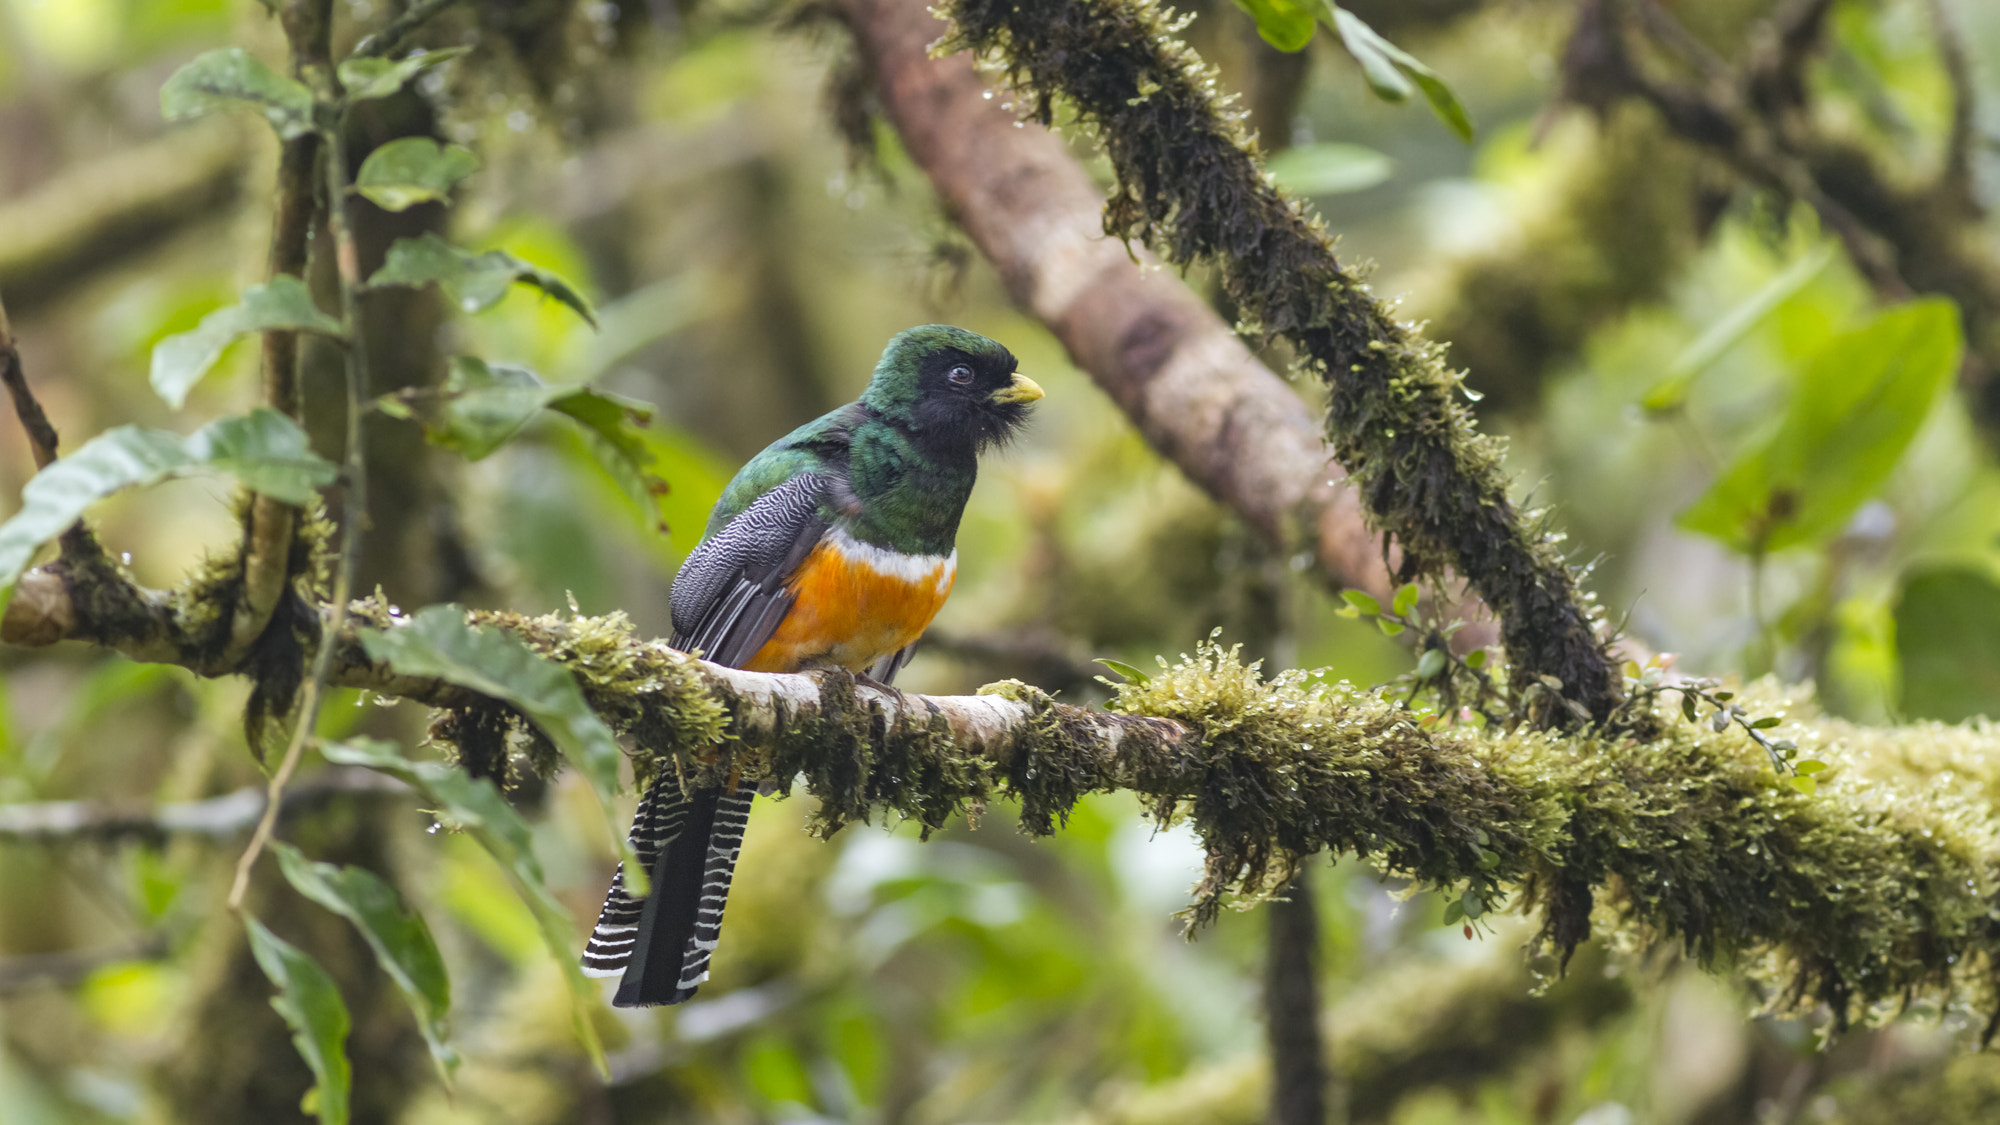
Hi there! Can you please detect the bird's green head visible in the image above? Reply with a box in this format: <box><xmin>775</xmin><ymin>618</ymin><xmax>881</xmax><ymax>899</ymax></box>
<box><xmin>861</xmin><ymin>324</ymin><xmax>1042</xmax><ymax>452</ymax></box>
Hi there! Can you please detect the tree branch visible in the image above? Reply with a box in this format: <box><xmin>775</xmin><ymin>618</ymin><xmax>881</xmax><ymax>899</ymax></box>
<box><xmin>833</xmin><ymin>0</ymin><xmax>1397</xmax><ymax>605</ymax></box>
<box><xmin>225</xmin><ymin>0</ymin><xmax>334</xmax><ymax>667</ymax></box>
<box><xmin>6</xmin><ymin>569</ymin><xmax>2000</xmax><ymax>1031</ymax></box>
<box><xmin>933</xmin><ymin>0</ymin><xmax>1622</xmax><ymax>723</ymax></box>
<box><xmin>0</xmin><ymin>768</ymin><xmax>409</xmax><ymax>844</ymax></box>
<box><xmin>0</xmin><ymin>122</ymin><xmax>244</xmax><ymax>315</ymax></box>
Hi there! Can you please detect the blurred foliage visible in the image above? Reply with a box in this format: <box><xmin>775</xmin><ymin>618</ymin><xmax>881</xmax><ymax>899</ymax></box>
<box><xmin>3</xmin><ymin>0</ymin><xmax>2000</xmax><ymax>1123</ymax></box>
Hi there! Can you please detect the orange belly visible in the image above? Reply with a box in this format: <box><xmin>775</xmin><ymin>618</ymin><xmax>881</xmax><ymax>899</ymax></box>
<box><xmin>742</xmin><ymin>533</ymin><xmax>956</xmax><ymax>674</ymax></box>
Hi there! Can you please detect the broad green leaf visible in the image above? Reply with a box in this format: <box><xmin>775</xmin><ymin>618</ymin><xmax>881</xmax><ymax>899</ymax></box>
<box><xmin>547</xmin><ymin>386</ymin><xmax>669</xmax><ymax>530</ymax></box>
<box><xmin>1414</xmin><ymin>648</ymin><xmax>1446</xmax><ymax>681</ymax></box>
<box><xmin>354</xmin><ymin>137</ymin><xmax>480</xmax><ymax>212</ymax></box>
<box><xmin>1677</xmin><ymin>299</ymin><xmax>1962</xmax><ymax>553</ymax></box>
<box><xmin>189</xmin><ymin>409</ymin><xmax>342</xmax><ymax>503</ymax></box>
<box><xmin>1340</xmin><ymin>589</ymin><xmax>1381</xmax><ymax>616</ymax></box>
<box><xmin>1230</xmin><ymin>0</ymin><xmax>1315</xmax><ymax>52</ymax></box>
<box><xmin>1392</xmin><ymin>582</ymin><xmax>1419</xmax><ymax>617</ymax></box>
<box><xmin>421</xmin><ymin>358</ymin><xmax>559</xmax><ymax>460</ymax></box>
<box><xmin>274</xmin><ymin>843</ymin><xmax>458</xmax><ymax>1085</ymax></box>
<box><xmin>151</xmin><ymin>277</ymin><xmax>344</xmax><ymax>408</ymax></box>
<box><xmin>0</xmin><ymin>410</ymin><xmax>336</xmax><ymax>590</ymax></box>
<box><xmin>1095</xmin><ymin>658</ymin><xmax>1151</xmax><ymax>685</ymax></box>
<box><xmin>1323</xmin><ymin>5</ymin><xmax>1474</xmax><ymax>142</ymax></box>
<box><xmin>1643</xmin><ymin>243</ymin><xmax>1835</xmax><ymax>414</ymax></box>
<box><xmin>161</xmin><ymin>47</ymin><xmax>316</xmax><ymax>140</ymax></box>
<box><xmin>320</xmin><ymin>737</ymin><xmax>608</xmax><ymax>1075</ymax></box>
<box><xmin>1896</xmin><ymin>567</ymin><xmax>2000</xmax><ymax>722</ymax></box>
<box><xmin>1265</xmin><ymin>143</ymin><xmax>1393</xmax><ymax>195</ymax></box>
<box><xmin>393</xmin><ymin>358</ymin><xmax>668</xmax><ymax>523</ymax></box>
<box><xmin>357</xmin><ymin>607</ymin><xmax>623</xmax><ymax>806</ymax></box>
<box><xmin>337</xmin><ymin>47</ymin><xmax>470</xmax><ymax>102</ymax></box>
<box><xmin>244</xmin><ymin>917</ymin><xmax>351</xmax><ymax>1125</ymax></box>
<box><xmin>368</xmin><ymin>232</ymin><xmax>597</xmax><ymax>327</ymax></box>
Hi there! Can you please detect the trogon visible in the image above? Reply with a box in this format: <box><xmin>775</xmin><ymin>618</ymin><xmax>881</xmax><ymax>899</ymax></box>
<box><xmin>581</xmin><ymin>324</ymin><xmax>1042</xmax><ymax>1006</ymax></box>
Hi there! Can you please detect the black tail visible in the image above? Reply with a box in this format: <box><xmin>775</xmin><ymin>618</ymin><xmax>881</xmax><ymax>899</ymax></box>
<box><xmin>581</xmin><ymin>775</ymin><xmax>753</xmax><ymax>1006</ymax></box>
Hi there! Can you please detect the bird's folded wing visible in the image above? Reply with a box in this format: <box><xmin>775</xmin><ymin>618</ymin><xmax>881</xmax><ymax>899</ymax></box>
<box><xmin>668</xmin><ymin>471</ymin><xmax>830</xmax><ymax>667</ymax></box>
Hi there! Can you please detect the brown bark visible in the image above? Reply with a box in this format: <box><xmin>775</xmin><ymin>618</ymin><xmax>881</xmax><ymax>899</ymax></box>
<box><xmin>836</xmin><ymin>0</ymin><xmax>1399</xmax><ymax>603</ymax></box>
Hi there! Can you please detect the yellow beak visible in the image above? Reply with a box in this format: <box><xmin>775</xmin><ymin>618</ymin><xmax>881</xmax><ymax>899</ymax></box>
<box><xmin>989</xmin><ymin>372</ymin><xmax>1045</xmax><ymax>405</ymax></box>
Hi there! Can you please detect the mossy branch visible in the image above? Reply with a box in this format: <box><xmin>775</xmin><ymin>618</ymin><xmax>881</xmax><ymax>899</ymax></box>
<box><xmin>9</xmin><ymin>565</ymin><xmax>2000</xmax><ymax>1034</ymax></box>
<box><xmin>939</xmin><ymin>0</ymin><xmax>1622</xmax><ymax>724</ymax></box>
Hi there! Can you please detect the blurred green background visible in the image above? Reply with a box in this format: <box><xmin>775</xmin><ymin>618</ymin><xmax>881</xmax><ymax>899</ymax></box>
<box><xmin>4</xmin><ymin>0</ymin><xmax>2000</xmax><ymax>1122</ymax></box>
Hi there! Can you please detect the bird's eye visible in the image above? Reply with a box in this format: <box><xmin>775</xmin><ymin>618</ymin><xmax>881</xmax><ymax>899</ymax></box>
<box><xmin>947</xmin><ymin>364</ymin><xmax>974</xmax><ymax>385</ymax></box>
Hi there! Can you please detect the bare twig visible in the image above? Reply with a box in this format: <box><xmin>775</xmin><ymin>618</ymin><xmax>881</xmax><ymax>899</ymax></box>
<box><xmin>1266</xmin><ymin>875</ymin><xmax>1329</xmax><ymax>1125</ymax></box>
<box><xmin>1930</xmin><ymin>0</ymin><xmax>1981</xmax><ymax>215</ymax></box>
<box><xmin>0</xmin><ymin>769</ymin><xmax>410</xmax><ymax>843</ymax></box>
<box><xmin>0</xmin><ymin>292</ymin><xmax>59</xmax><ymax>470</ymax></box>
<box><xmin>0</xmin><ymin>934</ymin><xmax>170</xmax><ymax>996</ymax></box>
<box><xmin>352</xmin><ymin>0</ymin><xmax>463</xmax><ymax>59</ymax></box>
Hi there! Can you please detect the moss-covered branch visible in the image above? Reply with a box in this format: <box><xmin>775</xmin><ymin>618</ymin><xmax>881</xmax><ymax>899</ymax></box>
<box><xmin>10</xmin><ymin>559</ymin><xmax>2000</xmax><ymax>1032</ymax></box>
<box><xmin>830</xmin><ymin>0</ymin><xmax>1406</xmax><ymax>608</ymax></box>
<box><xmin>939</xmin><ymin>0</ymin><xmax>1622</xmax><ymax>723</ymax></box>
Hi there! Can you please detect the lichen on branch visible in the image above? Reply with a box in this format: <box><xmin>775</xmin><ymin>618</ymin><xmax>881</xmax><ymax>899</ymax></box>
<box><xmin>10</xmin><ymin>558</ymin><xmax>2000</xmax><ymax>1033</ymax></box>
<box><xmin>938</xmin><ymin>0</ymin><xmax>1621</xmax><ymax>723</ymax></box>
<box><xmin>389</xmin><ymin>605</ymin><xmax>1999</xmax><ymax>1036</ymax></box>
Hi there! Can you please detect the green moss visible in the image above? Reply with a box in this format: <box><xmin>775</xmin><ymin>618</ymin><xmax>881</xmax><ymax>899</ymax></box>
<box><xmin>379</xmin><ymin>602</ymin><xmax>2000</xmax><ymax>1036</ymax></box>
<box><xmin>941</xmin><ymin>0</ymin><xmax>1621</xmax><ymax>723</ymax></box>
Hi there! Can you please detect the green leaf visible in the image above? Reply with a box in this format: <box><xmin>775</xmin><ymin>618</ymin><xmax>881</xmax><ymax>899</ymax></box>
<box><xmin>1795</xmin><ymin>759</ymin><xmax>1829</xmax><ymax>775</ymax></box>
<box><xmin>1230</xmin><ymin>0</ymin><xmax>1316</xmax><ymax>52</ymax></box>
<box><xmin>368</xmin><ymin>232</ymin><xmax>597</xmax><ymax>327</ymax></box>
<box><xmin>1323</xmin><ymin>4</ymin><xmax>1474</xmax><ymax>141</ymax></box>
<box><xmin>1642</xmin><ymin>243</ymin><xmax>1835</xmax><ymax>414</ymax></box>
<box><xmin>1750</xmin><ymin>715</ymin><xmax>1782</xmax><ymax>729</ymax></box>
<box><xmin>189</xmin><ymin>409</ymin><xmax>342</xmax><ymax>504</ymax></box>
<box><xmin>1392</xmin><ymin>582</ymin><xmax>1420</xmax><ymax>617</ymax></box>
<box><xmin>337</xmin><ymin>47</ymin><xmax>470</xmax><ymax>102</ymax></box>
<box><xmin>1464</xmin><ymin>648</ymin><xmax>1487</xmax><ymax>670</ymax></box>
<box><xmin>1461</xmin><ymin>891</ymin><xmax>1483</xmax><ymax>919</ymax></box>
<box><xmin>358</xmin><ymin>607</ymin><xmax>624</xmax><ymax>809</ymax></box>
<box><xmin>546</xmin><ymin>385</ymin><xmax>670</xmax><ymax>531</ymax></box>
<box><xmin>274</xmin><ymin>843</ymin><xmax>458</xmax><ymax>1086</ymax></box>
<box><xmin>1377</xmin><ymin>617</ymin><xmax>1405</xmax><ymax>637</ymax></box>
<box><xmin>0</xmin><ymin>410</ymin><xmax>336</xmax><ymax>591</ymax></box>
<box><xmin>353</xmin><ymin>137</ymin><xmax>480</xmax><ymax>212</ymax></box>
<box><xmin>161</xmin><ymin>47</ymin><xmax>317</xmax><ymax>140</ymax></box>
<box><xmin>1095</xmin><ymin>658</ymin><xmax>1152</xmax><ymax>685</ymax></box>
<box><xmin>1441</xmin><ymin>899</ymin><xmax>1464</xmax><ymax>926</ymax></box>
<box><xmin>396</xmin><ymin>358</ymin><xmax>669</xmax><ymax>523</ymax></box>
<box><xmin>419</xmin><ymin>358</ymin><xmax>560</xmax><ymax>461</ymax></box>
<box><xmin>1896</xmin><ymin>567</ymin><xmax>2000</xmax><ymax>722</ymax></box>
<box><xmin>1265</xmin><ymin>143</ymin><xmax>1393</xmax><ymax>195</ymax></box>
<box><xmin>320</xmin><ymin>737</ymin><xmax>609</xmax><ymax>1076</ymax></box>
<box><xmin>1677</xmin><ymin>299</ymin><xmax>1963</xmax><ymax>553</ymax></box>
<box><xmin>1787</xmin><ymin>775</ymin><xmax>1818</xmax><ymax>796</ymax></box>
<box><xmin>244</xmin><ymin>917</ymin><xmax>351</xmax><ymax>1125</ymax></box>
<box><xmin>151</xmin><ymin>277</ymin><xmax>344</xmax><ymax>408</ymax></box>
<box><xmin>1681</xmin><ymin>692</ymin><xmax>1698</xmax><ymax>722</ymax></box>
<box><xmin>1340</xmin><ymin>589</ymin><xmax>1381</xmax><ymax>616</ymax></box>
<box><xmin>1414</xmin><ymin>648</ymin><xmax>1446</xmax><ymax>681</ymax></box>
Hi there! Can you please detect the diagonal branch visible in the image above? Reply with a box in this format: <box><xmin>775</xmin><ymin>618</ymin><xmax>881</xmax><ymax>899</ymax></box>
<box><xmin>931</xmin><ymin>0</ymin><xmax>1621</xmax><ymax>722</ymax></box>
<box><xmin>830</xmin><ymin>0</ymin><xmax>1397</xmax><ymax>605</ymax></box>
